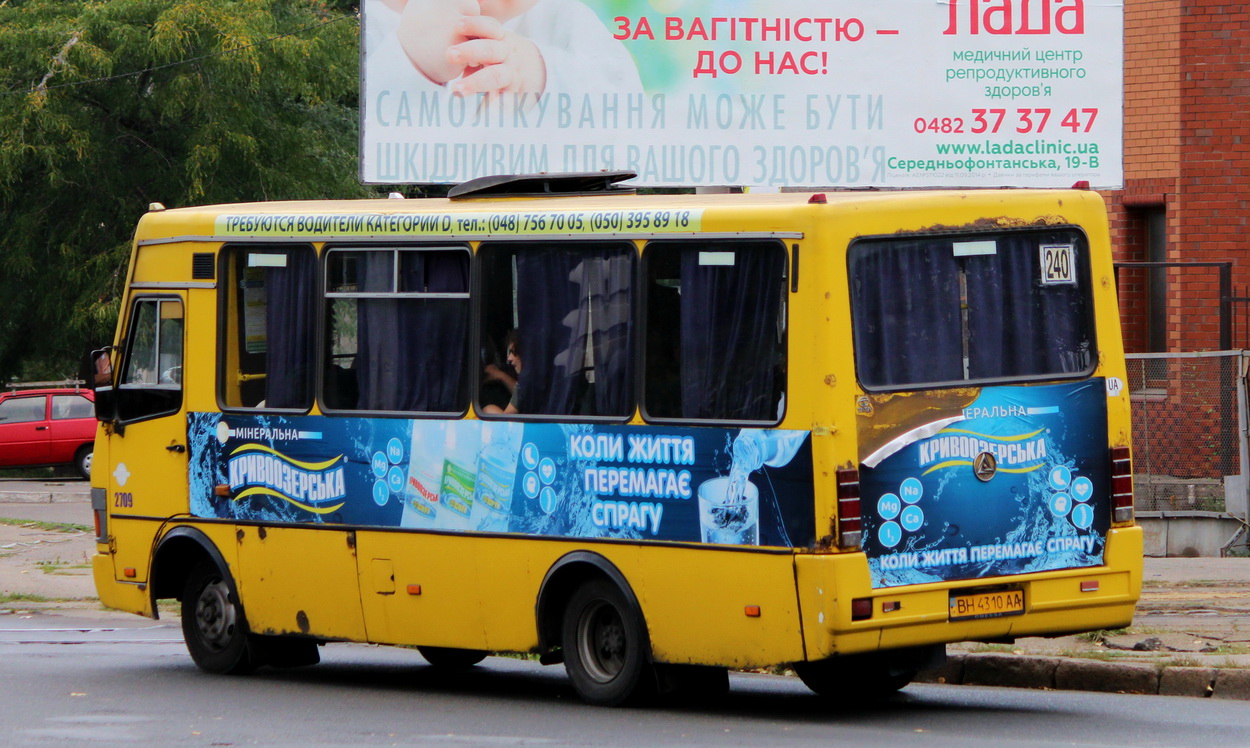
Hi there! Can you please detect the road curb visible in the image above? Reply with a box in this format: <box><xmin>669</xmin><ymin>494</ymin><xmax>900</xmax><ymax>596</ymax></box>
<box><xmin>0</xmin><ymin>489</ymin><xmax>86</xmax><ymax>504</ymax></box>
<box><xmin>917</xmin><ymin>653</ymin><xmax>1250</xmax><ymax>700</ymax></box>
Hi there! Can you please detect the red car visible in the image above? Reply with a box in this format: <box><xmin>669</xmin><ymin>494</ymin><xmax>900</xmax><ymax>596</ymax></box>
<box><xmin>0</xmin><ymin>386</ymin><xmax>96</xmax><ymax>479</ymax></box>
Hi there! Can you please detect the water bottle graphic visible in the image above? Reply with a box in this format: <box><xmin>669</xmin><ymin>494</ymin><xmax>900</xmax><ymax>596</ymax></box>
<box><xmin>471</xmin><ymin>421</ymin><xmax>523</xmax><ymax>532</ymax></box>
<box><xmin>732</xmin><ymin>430</ymin><xmax>807</xmax><ymax>472</ymax></box>
<box><xmin>403</xmin><ymin>421</ymin><xmax>447</xmax><ymax>528</ymax></box>
<box><xmin>438</xmin><ymin>420</ymin><xmax>481</xmax><ymax>529</ymax></box>
<box><xmin>697</xmin><ymin>429</ymin><xmax>805</xmax><ymax>545</ymax></box>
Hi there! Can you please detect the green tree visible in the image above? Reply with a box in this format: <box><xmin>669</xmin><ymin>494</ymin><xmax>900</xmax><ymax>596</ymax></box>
<box><xmin>0</xmin><ymin>0</ymin><xmax>369</xmax><ymax>382</ymax></box>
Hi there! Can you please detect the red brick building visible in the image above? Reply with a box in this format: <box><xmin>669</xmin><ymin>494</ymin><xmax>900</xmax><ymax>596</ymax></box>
<box><xmin>1111</xmin><ymin>1</ymin><xmax>1250</xmax><ymax>486</ymax></box>
<box><xmin>1111</xmin><ymin>0</ymin><xmax>1250</xmax><ymax>354</ymax></box>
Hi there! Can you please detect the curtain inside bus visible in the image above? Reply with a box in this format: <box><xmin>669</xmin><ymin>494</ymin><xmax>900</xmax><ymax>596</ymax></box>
<box><xmin>356</xmin><ymin>251</ymin><xmax>470</xmax><ymax>412</ymax></box>
<box><xmin>514</xmin><ymin>246</ymin><xmax>633</xmax><ymax>416</ymax></box>
<box><xmin>850</xmin><ymin>231</ymin><xmax>1093</xmax><ymax>389</ymax></box>
<box><xmin>845</xmin><ymin>240</ymin><xmax>963</xmax><ymax>388</ymax></box>
<box><xmin>964</xmin><ymin>234</ymin><xmax>1091</xmax><ymax>378</ymax></box>
<box><xmin>264</xmin><ymin>251</ymin><xmax>316</xmax><ymax>408</ymax></box>
<box><xmin>677</xmin><ymin>245</ymin><xmax>785</xmax><ymax>421</ymax></box>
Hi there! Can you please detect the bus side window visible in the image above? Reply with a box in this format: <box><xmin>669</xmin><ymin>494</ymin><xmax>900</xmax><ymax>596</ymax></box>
<box><xmin>322</xmin><ymin>247</ymin><xmax>470</xmax><ymax>414</ymax></box>
<box><xmin>642</xmin><ymin>240</ymin><xmax>787</xmax><ymax>423</ymax></box>
<box><xmin>116</xmin><ymin>297</ymin><xmax>184</xmax><ymax>422</ymax></box>
<box><xmin>476</xmin><ymin>242</ymin><xmax>635</xmax><ymax>419</ymax></box>
<box><xmin>220</xmin><ymin>246</ymin><xmax>316</xmax><ymax>410</ymax></box>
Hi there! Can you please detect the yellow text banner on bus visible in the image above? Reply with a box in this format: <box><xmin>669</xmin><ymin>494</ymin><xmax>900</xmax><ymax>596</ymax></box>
<box><xmin>214</xmin><ymin>208</ymin><xmax>704</xmax><ymax>237</ymax></box>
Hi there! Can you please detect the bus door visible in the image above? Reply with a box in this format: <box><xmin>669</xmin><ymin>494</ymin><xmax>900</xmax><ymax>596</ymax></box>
<box><xmin>105</xmin><ymin>294</ymin><xmax>187</xmax><ymax>583</ymax></box>
<box><xmin>211</xmin><ymin>244</ymin><xmax>368</xmax><ymax>642</ymax></box>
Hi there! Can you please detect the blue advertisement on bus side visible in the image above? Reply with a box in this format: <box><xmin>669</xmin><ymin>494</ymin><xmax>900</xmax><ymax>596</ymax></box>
<box><xmin>186</xmin><ymin>415</ymin><xmax>816</xmax><ymax>548</ymax></box>
<box><xmin>859</xmin><ymin>380</ymin><xmax>1111</xmax><ymax>589</ymax></box>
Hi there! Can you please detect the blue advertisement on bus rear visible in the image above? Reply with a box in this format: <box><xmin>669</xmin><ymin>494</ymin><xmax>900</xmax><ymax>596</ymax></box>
<box><xmin>858</xmin><ymin>380</ymin><xmax>1110</xmax><ymax>589</ymax></box>
<box><xmin>186</xmin><ymin>415</ymin><xmax>816</xmax><ymax>548</ymax></box>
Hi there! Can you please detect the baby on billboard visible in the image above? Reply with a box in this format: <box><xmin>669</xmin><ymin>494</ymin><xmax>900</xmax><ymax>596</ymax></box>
<box><xmin>365</xmin><ymin>0</ymin><xmax>643</xmax><ymax>102</ymax></box>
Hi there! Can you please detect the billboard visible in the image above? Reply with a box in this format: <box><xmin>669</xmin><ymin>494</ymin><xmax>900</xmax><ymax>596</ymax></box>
<box><xmin>361</xmin><ymin>0</ymin><xmax>1123</xmax><ymax>189</ymax></box>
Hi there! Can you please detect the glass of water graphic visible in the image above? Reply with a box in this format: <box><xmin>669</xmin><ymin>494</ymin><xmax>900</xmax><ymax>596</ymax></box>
<box><xmin>697</xmin><ymin>477</ymin><xmax>760</xmax><ymax>545</ymax></box>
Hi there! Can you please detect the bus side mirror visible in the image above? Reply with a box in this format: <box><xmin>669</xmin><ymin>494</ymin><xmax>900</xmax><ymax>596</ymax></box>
<box><xmin>87</xmin><ymin>347</ymin><xmax>117</xmax><ymax>423</ymax></box>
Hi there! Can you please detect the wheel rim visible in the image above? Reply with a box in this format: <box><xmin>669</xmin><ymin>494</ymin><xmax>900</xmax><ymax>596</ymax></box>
<box><xmin>576</xmin><ymin>599</ymin><xmax>627</xmax><ymax>683</ymax></box>
<box><xmin>195</xmin><ymin>578</ymin><xmax>237</xmax><ymax>653</ymax></box>
<box><xmin>82</xmin><ymin>452</ymin><xmax>92</xmax><ymax>476</ymax></box>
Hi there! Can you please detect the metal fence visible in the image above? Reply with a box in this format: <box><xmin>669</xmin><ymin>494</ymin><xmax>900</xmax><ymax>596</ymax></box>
<box><xmin>1126</xmin><ymin>350</ymin><xmax>1247</xmax><ymax>513</ymax></box>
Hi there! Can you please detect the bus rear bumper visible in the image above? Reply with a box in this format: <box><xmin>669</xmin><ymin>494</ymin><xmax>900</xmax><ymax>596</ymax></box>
<box><xmin>92</xmin><ymin>552</ymin><xmax>155</xmax><ymax>618</ymax></box>
<box><xmin>796</xmin><ymin>526</ymin><xmax>1144</xmax><ymax>661</ymax></box>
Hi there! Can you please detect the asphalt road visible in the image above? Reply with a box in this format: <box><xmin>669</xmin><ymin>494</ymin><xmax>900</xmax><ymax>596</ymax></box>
<box><xmin>4</xmin><ymin>474</ymin><xmax>1250</xmax><ymax>736</ymax></box>
<box><xmin>1</xmin><ymin>631</ymin><xmax>1249</xmax><ymax>748</ymax></box>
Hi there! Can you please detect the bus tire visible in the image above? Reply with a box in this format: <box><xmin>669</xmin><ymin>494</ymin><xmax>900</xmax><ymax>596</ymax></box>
<box><xmin>654</xmin><ymin>663</ymin><xmax>730</xmax><ymax>703</ymax></box>
<box><xmin>561</xmin><ymin>580</ymin><xmax>652</xmax><ymax>706</ymax></box>
<box><xmin>250</xmin><ymin>634</ymin><xmax>320</xmax><ymax>668</ymax></box>
<box><xmin>417</xmin><ymin>646</ymin><xmax>489</xmax><ymax>669</ymax></box>
<box><xmin>793</xmin><ymin>653</ymin><xmax>917</xmax><ymax>701</ymax></box>
<box><xmin>181</xmin><ymin>560</ymin><xmax>255</xmax><ymax>675</ymax></box>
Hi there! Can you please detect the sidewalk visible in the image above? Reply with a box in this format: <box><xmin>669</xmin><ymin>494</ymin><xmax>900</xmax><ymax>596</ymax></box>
<box><xmin>919</xmin><ymin>557</ymin><xmax>1250</xmax><ymax>699</ymax></box>
<box><xmin>2</xmin><ymin>484</ymin><xmax>1248</xmax><ymax>699</ymax></box>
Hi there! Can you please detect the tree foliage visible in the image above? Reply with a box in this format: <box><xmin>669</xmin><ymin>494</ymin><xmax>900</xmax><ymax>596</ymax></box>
<box><xmin>0</xmin><ymin>0</ymin><xmax>368</xmax><ymax>381</ymax></box>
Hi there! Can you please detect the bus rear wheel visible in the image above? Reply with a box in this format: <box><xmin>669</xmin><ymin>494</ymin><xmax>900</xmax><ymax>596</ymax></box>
<box><xmin>561</xmin><ymin>580</ymin><xmax>652</xmax><ymax>706</ymax></box>
<box><xmin>181</xmin><ymin>560</ymin><xmax>255</xmax><ymax>675</ymax></box>
<box><xmin>417</xmin><ymin>646</ymin><xmax>489</xmax><ymax>669</ymax></box>
<box><xmin>793</xmin><ymin>648</ymin><xmax>934</xmax><ymax>701</ymax></box>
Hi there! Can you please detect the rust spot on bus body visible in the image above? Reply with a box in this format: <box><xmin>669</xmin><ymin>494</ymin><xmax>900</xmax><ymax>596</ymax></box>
<box><xmin>897</xmin><ymin>215</ymin><xmax>1070</xmax><ymax>235</ymax></box>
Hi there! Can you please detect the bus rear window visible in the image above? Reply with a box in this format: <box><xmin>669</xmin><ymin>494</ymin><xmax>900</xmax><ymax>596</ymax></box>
<box><xmin>849</xmin><ymin>229</ymin><xmax>1095</xmax><ymax>390</ymax></box>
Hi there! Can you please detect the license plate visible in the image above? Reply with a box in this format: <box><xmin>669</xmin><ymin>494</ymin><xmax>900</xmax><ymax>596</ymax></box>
<box><xmin>949</xmin><ymin>589</ymin><xmax>1025</xmax><ymax>620</ymax></box>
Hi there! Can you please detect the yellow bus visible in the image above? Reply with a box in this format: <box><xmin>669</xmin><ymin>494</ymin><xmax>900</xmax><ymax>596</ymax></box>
<box><xmin>89</xmin><ymin>172</ymin><xmax>1141</xmax><ymax>705</ymax></box>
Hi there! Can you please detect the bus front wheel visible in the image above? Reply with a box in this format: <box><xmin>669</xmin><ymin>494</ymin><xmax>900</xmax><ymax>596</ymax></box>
<box><xmin>181</xmin><ymin>560</ymin><xmax>255</xmax><ymax>675</ymax></box>
<box><xmin>561</xmin><ymin>580</ymin><xmax>652</xmax><ymax>706</ymax></box>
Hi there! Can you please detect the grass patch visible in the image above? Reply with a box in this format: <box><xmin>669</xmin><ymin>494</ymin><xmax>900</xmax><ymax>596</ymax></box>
<box><xmin>0</xmin><ymin>517</ymin><xmax>91</xmax><ymax>534</ymax></box>
<box><xmin>494</xmin><ymin>652</ymin><xmax>541</xmax><ymax>661</ymax></box>
<box><xmin>0</xmin><ymin>591</ymin><xmax>53</xmax><ymax>603</ymax></box>
<box><xmin>1056</xmin><ymin>648</ymin><xmax>1127</xmax><ymax>662</ymax></box>
<box><xmin>35</xmin><ymin>559</ymin><xmax>91</xmax><ymax>575</ymax></box>
<box><xmin>968</xmin><ymin>643</ymin><xmax>1019</xmax><ymax>654</ymax></box>
<box><xmin>1075</xmin><ymin>628</ymin><xmax>1128</xmax><ymax>643</ymax></box>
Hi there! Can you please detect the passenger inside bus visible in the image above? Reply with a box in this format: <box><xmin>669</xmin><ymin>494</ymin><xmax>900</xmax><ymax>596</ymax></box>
<box><xmin>482</xmin><ymin>329</ymin><xmax>521</xmax><ymax>415</ymax></box>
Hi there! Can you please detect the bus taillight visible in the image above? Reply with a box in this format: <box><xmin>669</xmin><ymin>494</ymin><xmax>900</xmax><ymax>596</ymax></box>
<box><xmin>90</xmin><ymin>486</ymin><xmax>108</xmax><ymax>544</ymax></box>
<box><xmin>837</xmin><ymin>468</ymin><xmax>862</xmax><ymax>550</ymax></box>
<box><xmin>1110</xmin><ymin>446</ymin><xmax>1134</xmax><ymax>524</ymax></box>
